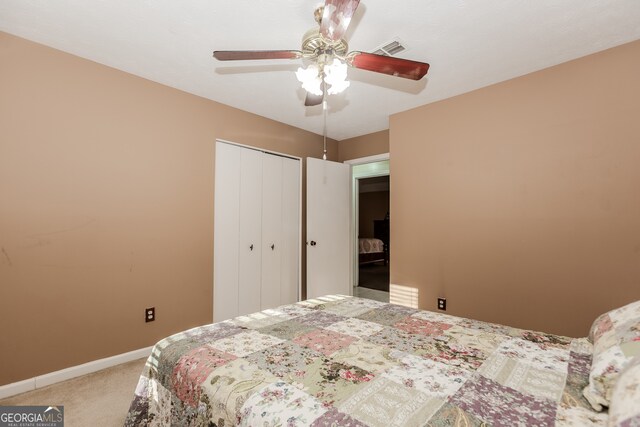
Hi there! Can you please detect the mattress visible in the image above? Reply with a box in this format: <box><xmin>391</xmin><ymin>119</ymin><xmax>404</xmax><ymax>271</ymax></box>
<box><xmin>125</xmin><ymin>295</ymin><xmax>606</xmax><ymax>426</ymax></box>
<box><xmin>358</xmin><ymin>238</ymin><xmax>384</xmax><ymax>254</ymax></box>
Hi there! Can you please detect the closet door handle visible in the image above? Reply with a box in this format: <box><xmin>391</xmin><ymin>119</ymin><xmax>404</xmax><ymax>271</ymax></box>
<box><xmin>310</xmin><ymin>241</ymin><xmax>317</xmax><ymax>246</ymax></box>
<box><xmin>270</xmin><ymin>244</ymin><xmax>275</xmax><ymax>250</ymax></box>
<box><xmin>249</xmin><ymin>244</ymin><xmax>254</xmax><ymax>251</ymax></box>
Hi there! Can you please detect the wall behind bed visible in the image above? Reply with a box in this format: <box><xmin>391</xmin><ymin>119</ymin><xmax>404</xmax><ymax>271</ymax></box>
<box><xmin>390</xmin><ymin>39</ymin><xmax>640</xmax><ymax>337</ymax></box>
<box><xmin>0</xmin><ymin>32</ymin><xmax>337</xmax><ymax>386</ymax></box>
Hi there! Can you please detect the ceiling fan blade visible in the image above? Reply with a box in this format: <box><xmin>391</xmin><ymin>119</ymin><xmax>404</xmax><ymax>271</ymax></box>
<box><xmin>349</xmin><ymin>52</ymin><xmax>430</xmax><ymax>80</ymax></box>
<box><xmin>213</xmin><ymin>50</ymin><xmax>302</xmax><ymax>61</ymax></box>
<box><xmin>304</xmin><ymin>92</ymin><xmax>324</xmax><ymax>107</ymax></box>
<box><xmin>320</xmin><ymin>0</ymin><xmax>361</xmax><ymax>42</ymax></box>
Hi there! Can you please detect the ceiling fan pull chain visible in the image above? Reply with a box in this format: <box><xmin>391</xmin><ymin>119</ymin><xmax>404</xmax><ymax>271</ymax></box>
<box><xmin>322</xmin><ymin>82</ymin><xmax>328</xmax><ymax>160</ymax></box>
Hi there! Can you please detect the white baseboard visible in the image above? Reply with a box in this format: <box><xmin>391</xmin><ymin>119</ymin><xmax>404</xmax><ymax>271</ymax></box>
<box><xmin>0</xmin><ymin>379</ymin><xmax>34</xmax><ymax>401</ymax></box>
<box><xmin>0</xmin><ymin>346</ymin><xmax>152</xmax><ymax>400</ymax></box>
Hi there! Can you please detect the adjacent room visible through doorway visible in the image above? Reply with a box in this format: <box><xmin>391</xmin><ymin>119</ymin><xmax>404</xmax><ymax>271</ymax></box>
<box><xmin>349</xmin><ymin>156</ymin><xmax>390</xmax><ymax>303</ymax></box>
<box><xmin>357</xmin><ymin>175</ymin><xmax>389</xmax><ymax>294</ymax></box>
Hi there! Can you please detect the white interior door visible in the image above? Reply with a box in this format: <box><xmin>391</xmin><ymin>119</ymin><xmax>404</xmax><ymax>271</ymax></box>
<box><xmin>261</xmin><ymin>154</ymin><xmax>283</xmax><ymax>309</ymax></box>
<box><xmin>306</xmin><ymin>157</ymin><xmax>351</xmax><ymax>299</ymax></box>
<box><xmin>238</xmin><ymin>148</ymin><xmax>263</xmax><ymax>316</ymax></box>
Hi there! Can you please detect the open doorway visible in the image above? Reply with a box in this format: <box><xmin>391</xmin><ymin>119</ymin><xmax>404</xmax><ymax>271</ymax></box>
<box><xmin>357</xmin><ymin>176</ymin><xmax>390</xmax><ymax>295</ymax></box>
<box><xmin>348</xmin><ymin>156</ymin><xmax>390</xmax><ymax>303</ymax></box>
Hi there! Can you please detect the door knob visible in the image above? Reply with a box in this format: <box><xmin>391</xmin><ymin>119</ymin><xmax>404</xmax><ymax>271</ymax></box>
<box><xmin>310</xmin><ymin>241</ymin><xmax>317</xmax><ymax>246</ymax></box>
<box><xmin>249</xmin><ymin>244</ymin><xmax>253</xmax><ymax>251</ymax></box>
<box><xmin>271</xmin><ymin>244</ymin><xmax>275</xmax><ymax>250</ymax></box>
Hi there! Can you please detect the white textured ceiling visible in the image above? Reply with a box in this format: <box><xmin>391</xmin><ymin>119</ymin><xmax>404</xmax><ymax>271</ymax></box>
<box><xmin>1</xmin><ymin>0</ymin><xmax>640</xmax><ymax>140</ymax></box>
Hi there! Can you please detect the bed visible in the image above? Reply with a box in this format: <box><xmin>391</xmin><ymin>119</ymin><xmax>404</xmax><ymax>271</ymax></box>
<box><xmin>125</xmin><ymin>295</ymin><xmax>640</xmax><ymax>426</ymax></box>
<box><xmin>358</xmin><ymin>238</ymin><xmax>386</xmax><ymax>264</ymax></box>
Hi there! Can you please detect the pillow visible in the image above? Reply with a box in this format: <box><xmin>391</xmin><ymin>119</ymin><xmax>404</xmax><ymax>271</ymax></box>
<box><xmin>583</xmin><ymin>300</ymin><xmax>640</xmax><ymax>411</ymax></box>
<box><xmin>607</xmin><ymin>356</ymin><xmax>640</xmax><ymax>426</ymax></box>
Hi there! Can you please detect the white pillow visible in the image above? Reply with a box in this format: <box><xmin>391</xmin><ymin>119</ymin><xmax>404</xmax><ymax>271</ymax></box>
<box><xmin>607</xmin><ymin>356</ymin><xmax>640</xmax><ymax>426</ymax></box>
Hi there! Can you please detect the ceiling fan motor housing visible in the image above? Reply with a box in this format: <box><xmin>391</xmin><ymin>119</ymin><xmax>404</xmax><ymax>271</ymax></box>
<box><xmin>301</xmin><ymin>28</ymin><xmax>348</xmax><ymax>59</ymax></box>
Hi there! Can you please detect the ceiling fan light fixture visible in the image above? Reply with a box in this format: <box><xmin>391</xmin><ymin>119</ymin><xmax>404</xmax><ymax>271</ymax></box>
<box><xmin>325</xmin><ymin>58</ymin><xmax>350</xmax><ymax>94</ymax></box>
<box><xmin>327</xmin><ymin>79</ymin><xmax>350</xmax><ymax>95</ymax></box>
<box><xmin>296</xmin><ymin>64</ymin><xmax>323</xmax><ymax>96</ymax></box>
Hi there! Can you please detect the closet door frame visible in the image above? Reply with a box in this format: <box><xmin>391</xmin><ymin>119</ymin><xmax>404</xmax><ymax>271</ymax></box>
<box><xmin>213</xmin><ymin>139</ymin><xmax>302</xmax><ymax>322</ymax></box>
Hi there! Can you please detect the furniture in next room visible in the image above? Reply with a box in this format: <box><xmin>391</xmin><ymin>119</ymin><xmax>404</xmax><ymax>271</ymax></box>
<box><xmin>358</xmin><ymin>237</ymin><xmax>386</xmax><ymax>264</ymax></box>
<box><xmin>358</xmin><ymin>214</ymin><xmax>389</xmax><ymax>264</ymax></box>
<box><xmin>125</xmin><ymin>296</ymin><xmax>640</xmax><ymax>426</ymax></box>
<box><xmin>213</xmin><ymin>141</ymin><xmax>301</xmax><ymax>322</ymax></box>
<box><xmin>374</xmin><ymin>215</ymin><xmax>389</xmax><ymax>263</ymax></box>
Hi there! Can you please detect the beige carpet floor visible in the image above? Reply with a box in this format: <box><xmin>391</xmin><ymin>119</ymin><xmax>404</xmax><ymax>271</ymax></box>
<box><xmin>0</xmin><ymin>357</ymin><xmax>146</xmax><ymax>427</ymax></box>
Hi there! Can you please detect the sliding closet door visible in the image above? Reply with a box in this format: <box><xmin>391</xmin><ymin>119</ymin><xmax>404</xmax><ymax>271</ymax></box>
<box><xmin>238</xmin><ymin>148</ymin><xmax>263</xmax><ymax>316</ymax></box>
<box><xmin>281</xmin><ymin>157</ymin><xmax>300</xmax><ymax>305</ymax></box>
<box><xmin>213</xmin><ymin>142</ymin><xmax>241</xmax><ymax>322</ymax></box>
<box><xmin>261</xmin><ymin>154</ymin><xmax>283</xmax><ymax>309</ymax></box>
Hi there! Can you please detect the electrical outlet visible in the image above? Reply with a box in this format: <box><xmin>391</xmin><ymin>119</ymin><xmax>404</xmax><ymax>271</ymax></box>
<box><xmin>145</xmin><ymin>307</ymin><xmax>155</xmax><ymax>322</ymax></box>
<box><xmin>437</xmin><ymin>298</ymin><xmax>447</xmax><ymax>311</ymax></box>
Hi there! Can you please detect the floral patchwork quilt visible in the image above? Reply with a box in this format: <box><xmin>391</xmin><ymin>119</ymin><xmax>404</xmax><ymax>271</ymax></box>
<box><xmin>125</xmin><ymin>295</ymin><xmax>607</xmax><ymax>426</ymax></box>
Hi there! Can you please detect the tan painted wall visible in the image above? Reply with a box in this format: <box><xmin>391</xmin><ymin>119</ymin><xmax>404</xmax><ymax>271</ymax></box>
<box><xmin>390</xmin><ymin>40</ymin><xmax>640</xmax><ymax>337</ymax></box>
<box><xmin>0</xmin><ymin>32</ymin><xmax>337</xmax><ymax>385</ymax></box>
<box><xmin>338</xmin><ymin>130</ymin><xmax>389</xmax><ymax>162</ymax></box>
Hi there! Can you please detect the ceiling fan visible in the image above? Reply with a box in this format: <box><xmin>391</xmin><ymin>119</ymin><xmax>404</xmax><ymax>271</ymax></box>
<box><xmin>213</xmin><ymin>0</ymin><xmax>430</xmax><ymax>107</ymax></box>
